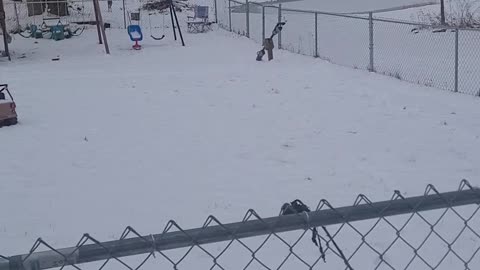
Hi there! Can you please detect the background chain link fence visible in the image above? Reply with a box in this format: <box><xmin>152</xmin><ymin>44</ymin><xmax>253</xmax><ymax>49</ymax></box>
<box><xmin>1</xmin><ymin>180</ymin><xmax>480</xmax><ymax>270</ymax></box>
<box><xmin>458</xmin><ymin>29</ymin><xmax>480</xmax><ymax>96</ymax></box>
<box><xmin>222</xmin><ymin>0</ymin><xmax>480</xmax><ymax>97</ymax></box>
<box><xmin>2</xmin><ymin>0</ymin><xmax>208</xmax><ymax>33</ymax></box>
<box><xmin>3</xmin><ymin>0</ymin><xmax>121</xmax><ymax>31</ymax></box>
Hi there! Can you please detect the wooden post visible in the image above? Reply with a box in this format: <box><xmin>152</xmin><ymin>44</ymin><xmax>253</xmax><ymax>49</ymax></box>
<box><xmin>0</xmin><ymin>0</ymin><xmax>10</xmax><ymax>61</ymax></box>
<box><xmin>93</xmin><ymin>0</ymin><xmax>110</xmax><ymax>54</ymax></box>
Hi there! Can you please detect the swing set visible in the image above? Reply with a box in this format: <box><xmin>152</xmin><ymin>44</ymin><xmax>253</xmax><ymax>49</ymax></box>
<box><xmin>127</xmin><ymin>10</ymin><xmax>165</xmax><ymax>50</ymax></box>
<box><xmin>126</xmin><ymin>0</ymin><xmax>184</xmax><ymax>50</ymax></box>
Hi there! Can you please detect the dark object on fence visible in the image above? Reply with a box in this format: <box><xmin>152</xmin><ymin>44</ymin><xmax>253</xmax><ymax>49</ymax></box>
<box><xmin>104</xmin><ymin>23</ymin><xmax>111</xmax><ymax>28</ymax></box>
<box><xmin>256</xmin><ymin>22</ymin><xmax>285</xmax><ymax>61</ymax></box>
<box><xmin>280</xmin><ymin>200</ymin><xmax>325</xmax><ymax>260</ymax></box>
<box><xmin>280</xmin><ymin>199</ymin><xmax>353</xmax><ymax>269</ymax></box>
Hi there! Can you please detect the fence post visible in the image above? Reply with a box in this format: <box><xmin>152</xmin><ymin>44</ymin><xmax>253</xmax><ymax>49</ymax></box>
<box><xmin>93</xmin><ymin>0</ymin><xmax>103</xmax><ymax>44</ymax></box>
<box><xmin>214</xmin><ymin>0</ymin><xmax>218</xmax><ymax>23</ymax></box>
<box><xmin>246</xmin><ymin>0</ymin><xmax>249</xmax><ymax>37</ymax></box>
<box><xmin>262</xmin><ymin>5</ymin><xmax>265</xmax><ymax>41</ymax></box>
<box><xmin>122</xmin><ymin>0</ymin><xmax>126</xmax><ymax>29</ymax></box>
<box><xmin>315</xmin><ymin>12</ymin><xmax>318</xmax><ymax>58</ymax></box>
<box><xmin>278</xmin><ymin>4</ymin><xmax>282</xmax><ymax>49</ymax></box>
<box><xmin>454</xmin><ymin>29</ymin><xmax>459</xmax><ymax>93</ymax></box>
<box><xmin>228</xmin><ymin>0</ymin><xmax>232</xmax><ymax>32</ymax></box>
<box><xmin>368</xmin><ymin>12</ymin><xmax>374</xmax><ymax>72</ymax></box>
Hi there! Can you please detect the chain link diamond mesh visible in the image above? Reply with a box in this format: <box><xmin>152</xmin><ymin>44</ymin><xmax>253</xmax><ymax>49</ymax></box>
<box><xmin>373</xmin><ymin>18</ymin><xmax>456</xmax><ymax>91</ymax></box>
<box><xmin>280</xmin><ymin>10</ymin><xmax>315</xmax><ymax>57</ymax></box>
<box><xmin>316</xmin><ymin>13</ymin><xmax>370</xmax><ymax>70</ymax></box>
<box><xmin>458</xmin><ymin>29</ymin><xmax>480</xmax><ymax>96</ymax></box>
<box><xmin>1</xmin><ymin>180</ymin><xmax>479</xmax><ymax>270</ymax></box>
<box><xmin>229</xmin><ymin>0</ymin><xmax>246</xmax><ymax>37</ymax></box>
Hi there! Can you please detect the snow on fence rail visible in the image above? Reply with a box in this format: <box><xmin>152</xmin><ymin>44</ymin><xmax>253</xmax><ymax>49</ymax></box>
<box><xmin>1</xmin><ymin>180</ymin><xmax>480</xmax><ymax>270</ymax></box>
<box><xmin>220</xmin><ymin>0</ymin><xmax>480</xmax><ymax>96</ymax></box>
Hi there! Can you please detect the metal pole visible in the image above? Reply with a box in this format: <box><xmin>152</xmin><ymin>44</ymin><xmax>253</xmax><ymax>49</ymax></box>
<box><xmin>262</xmin><ymin>5</ymin><xmax>265</xmax><ymax>41</ymax></box>
<box><xmin>368</xmin><ymin>12</ymin><xmax>374</xmax><ymax>72</ymax></box>
<box><xmin>214</xmin><ymin>0</ymin><xmax>218</xmax><ymax>23</ymax></box>
<box><xmin>228</xmin><ymin>0</ymin><xmax>231</xmax><ymax>31</ymax></box>
<box><xmin>245</xmin><ymin>0</ymin><xmax>249</xmax><ymax>38</ymax></box>
<box><xmin>171</xmin><ymin>1</ymin><xmax>185</xmax><ymax>46</ymax></box>
<box><xmin>169</xmin><ymin>3</ymin><xmax>177</xmax><ymax>40</ymax></box>
<box><xmin>93</xmin><ymin>0</ymin><xmax>103</xmax><ymax>44</ymax></box>
<box><xmin>454</xmin><ymin>29</ymin><xmax>459</xmax><ymax>93</ymax></box>
<box><xmin>278</xmin><ymin>4</ymin><xmax>282</xmax><ymax>49</ymax></box>
<box><xmin>4</xmin><ymin>188</ymin><xmax>479</xmax><ymax>270</ymax></box>
<box><xmin>315</xmin><ymin>12</ymin><xmax>318</xmax><ymax>57</ymax></box>
<box><xmin>122</xmin><ymin>0</ymin><xmax>126</xmax><ymax>29</ymax></box>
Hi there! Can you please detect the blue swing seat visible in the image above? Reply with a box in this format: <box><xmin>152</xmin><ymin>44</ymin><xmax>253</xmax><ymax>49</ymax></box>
<box><xmin>127</xmin><ymin>25</ymin><xmax>143</xmax><ymax>41</ymax></box>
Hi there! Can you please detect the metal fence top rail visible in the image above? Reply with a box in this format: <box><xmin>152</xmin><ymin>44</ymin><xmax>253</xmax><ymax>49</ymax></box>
<box><xmin>1</xmin><ymin>180</ymin><xmax>478</xmax><ymax>270</ymax></box>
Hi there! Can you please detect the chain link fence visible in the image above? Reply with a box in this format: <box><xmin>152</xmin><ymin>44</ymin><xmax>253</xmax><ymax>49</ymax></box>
<box><xmin>221</xmin><ymin>0</ymin><xmax>480</xmax><ymax>97</ymax></box>
<box><xmin>1</xmin><ymin>180</ymin><xmax>480</xmax><ymax>270</ymax></box>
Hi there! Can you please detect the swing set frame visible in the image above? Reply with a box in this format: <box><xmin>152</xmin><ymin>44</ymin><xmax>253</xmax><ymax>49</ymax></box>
<box><xmin>127</xmin><ymin>0</ymin><xmax>184</xmax><ymax>48</ymax></box>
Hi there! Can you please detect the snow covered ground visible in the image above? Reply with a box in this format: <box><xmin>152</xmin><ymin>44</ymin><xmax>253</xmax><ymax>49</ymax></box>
<box><xmin>1</xmin><ymin>16</ymin><xmax>480</xmax><ymax>268</ymax></box>
<box><xmin>2</xmin><ymin>0</ymin><xmax>480</xmax><ymax>267</ymax></box>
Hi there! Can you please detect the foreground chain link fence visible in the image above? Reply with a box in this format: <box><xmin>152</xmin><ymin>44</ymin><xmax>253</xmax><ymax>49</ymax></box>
<box><xmin>217</xmin><ymin>0</ymin><xmax>480</xmax><ymax>97</ymax></box>
<box><xmin>1</xmin><ymin>179</ymin><xmax>479</xmax><ymax>270</ymax></box>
